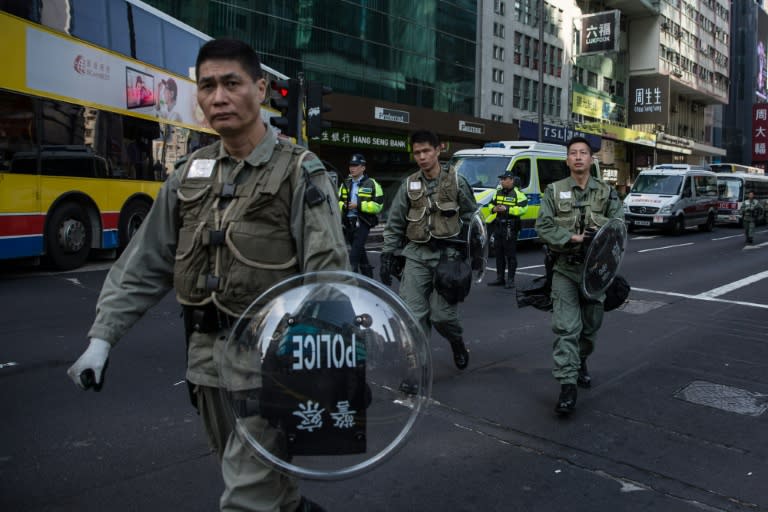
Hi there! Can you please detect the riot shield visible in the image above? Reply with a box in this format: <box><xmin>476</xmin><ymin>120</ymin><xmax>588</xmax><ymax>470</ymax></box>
<box><xmin>219</xmin><ymin>271</ymin><xmax>431</xmax><ymax>480</ymax></box>
<box><xmin>580</xmin><ymin>218</ymin><xmax>628</xmax><ymax>300</ymax></box>
<box><xmin>467</xmin><ymin>210</ymin><xmax>489</xmax><ymax>283</ymax></box>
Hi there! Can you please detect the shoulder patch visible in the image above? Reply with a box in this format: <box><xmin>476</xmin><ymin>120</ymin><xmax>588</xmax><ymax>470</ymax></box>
<box><xmin>302</xmin><ymin>155</ymin><xmax>326</xmax><ymax>175</ymax></box>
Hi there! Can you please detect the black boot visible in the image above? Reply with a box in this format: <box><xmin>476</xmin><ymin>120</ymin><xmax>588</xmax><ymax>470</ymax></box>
<box><xmin>487</xmin><ymin>279</ymin><xmax>505</xmax><ymax>287</ymax></box>
<box><xmin>360</xmin><ymin>264</ymin><xmax>374</xmax><ymax>278</ymax></box>
<box><xmin>555</xmin><ymin>384</ymin><xmax>577</xmax><ymax>415</ymax></box>
<box><xmin>577</xmin><ymin>358</ymin><xmax>591</xmax><ymax>388</ymax></box>
<box><xmin>449</xmin><ymin>338</ymin><xmax>470</xmax><ymax>370</ymax></box>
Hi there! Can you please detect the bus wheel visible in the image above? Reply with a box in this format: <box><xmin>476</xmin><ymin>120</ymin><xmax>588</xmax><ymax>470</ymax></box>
<box><xmin>698</xmin><ymin>212</ymin><xmax>715</xmax><ymax>232</ymax></box>
<box><xmin>46</xmin><ymin>202</ymin><xmax>92</xmax><ymax>270</ymax></box>
<box><xmin>118</xmin><ymin>199</ymin><xmax>151</xmax><ymax>250</ymax></box>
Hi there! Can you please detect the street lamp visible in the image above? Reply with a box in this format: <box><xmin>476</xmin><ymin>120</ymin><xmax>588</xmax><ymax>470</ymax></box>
<box><xmin>537</xmin><ymin>0</ymin><xmax>545</xmax><ymax>142</ymax></box>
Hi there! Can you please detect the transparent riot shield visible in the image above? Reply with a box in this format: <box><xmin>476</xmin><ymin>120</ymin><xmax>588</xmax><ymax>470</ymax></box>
<box><xmin>467</xmin><ymin>210</ymin><xmax>489</xmax><ymax>283</ymax></box>
<box><xmin>219</xmin><ymin>271</ymin><xmax>431</xmax><ymax>480</ymax></box>
<box><xmin>581</xmin><ymin>218</ymin><xmax>628</xmax><ymax>300</ymax></box>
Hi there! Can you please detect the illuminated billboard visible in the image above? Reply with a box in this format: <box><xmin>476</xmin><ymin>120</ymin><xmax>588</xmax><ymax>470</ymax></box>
<box><xmin>758</xmin><ymin>8</ymin><xmax>768</xmax><ymax>102</ymax></box>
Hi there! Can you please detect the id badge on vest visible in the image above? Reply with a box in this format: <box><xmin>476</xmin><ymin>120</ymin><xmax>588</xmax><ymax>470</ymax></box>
<box><xmin>187</xmin><ymin>159</ymin><xmax>216</xmax><ymax>179</ymax></box>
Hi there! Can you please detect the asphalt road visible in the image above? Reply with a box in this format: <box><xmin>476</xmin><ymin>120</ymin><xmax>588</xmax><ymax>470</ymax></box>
<box><xmin>1</xmin><ymin>223</ymin><xmax>767</xmax><ymax>512</ymax></box>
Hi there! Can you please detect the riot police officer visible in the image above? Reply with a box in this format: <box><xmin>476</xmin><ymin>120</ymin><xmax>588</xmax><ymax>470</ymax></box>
<box><xmin>380</xmin><ymin>130</ymin><xmax>477</xmax><ymax>370</ymax></box>
<box><xmin>535</xmin><ymin>137</ymin><xmax>624</xmax><ymax>416</ymax></box>
<box><xmin>338</xmin><ymin>153</ymin><xmax>384</xmax><ymax>277</ymax></box>
<box><xmin>487</xmin><ymin>171</ymin><xmax>528</xmax><ymax>288</ymax></box>
<box><xmin>67</xmin><ymin>39</ymin><xmax>345</xmax><ymax>512</ymax></box>
<box><xmin>740</xmin><ymin>190</ymin><xmax>763</xmax><ymax>244</ymax></box>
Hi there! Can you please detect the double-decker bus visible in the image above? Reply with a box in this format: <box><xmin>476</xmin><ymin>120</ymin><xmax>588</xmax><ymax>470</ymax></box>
<box><xmin>0</xmin><ymin>2</ymin><xmax>288</xmax><ymax>270</ymax></box>
<box><xmin>710</xmin><ymin>163</ymin><xmax>765</xmax><ymax>175</ymax></box>
<box><xmin>716</xmin><ymin>172</ymin><xmax>768</xmax><ymax>225</ymax></box>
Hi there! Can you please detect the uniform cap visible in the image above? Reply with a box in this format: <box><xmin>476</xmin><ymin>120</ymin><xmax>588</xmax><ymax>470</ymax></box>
<box><xmin>498</xmin><ymin>171</ymin><xmax>515</xmax><ymax>179</ymax></box>
<box><xmin>349</xmin><ymin>153</ymin><xmax>366</xmax><ymax>166</ymax></box>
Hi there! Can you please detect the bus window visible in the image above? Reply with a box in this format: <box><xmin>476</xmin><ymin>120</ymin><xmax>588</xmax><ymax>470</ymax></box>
<box><xmin>42</xmin><ymin>155</ymin><xmax>95</xmax><ymax>178</ymax></box>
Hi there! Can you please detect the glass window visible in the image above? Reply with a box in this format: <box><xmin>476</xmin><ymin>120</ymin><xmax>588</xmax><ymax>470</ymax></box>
<box><xmin>587</xmin><ymin>71</ymin><xmax>598</xmax><ymax>88</ymax></box>
<box><xmin>70</xmin><ymin>0</ymin><xmax>109</xmax><ymax>48</ymax></box>
<box><xmin>510</xmin><ymin>158</ymin><xmax>531</xmax><ymax>188</ymax></box>
<box><xmin>162</xmin><ymin>22</ymin><xmax>202</xmax><ymax>78</ymax></box>
<box><xmin>107</xmin><ymin>0</ymin><xmax>131</xmax><ymax>57</ymax></box>
<box><xmin>132</xmin><ymin>6</ymin><xmax>164</xmax><ymax>68</ymax></box>
<box><xmin>0</xmin><ymin>92</ymin><xmax>37</xmax><ymax>174</ymax></box>
<box><xmin>538</xmin><ymin>159</ymin><xmax>569</xmax><ymax>190</ymax></box>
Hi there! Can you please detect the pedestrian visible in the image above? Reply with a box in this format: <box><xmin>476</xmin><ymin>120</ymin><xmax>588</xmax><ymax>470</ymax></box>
<box><xmin>380</xmin><ymin>130</ymin><xmax>477</xmax><ymax>370</ymax></box>
<box><xmin>534</xmin><ymin>136</ymin><xmax>624</xmax><ymax>416</ymax></box>
<box><xmin>66</xmin><ymin>38</ymin><xmax>347</xmax><ymax>512</ymax></box>
<box><xmin>338</xmin><ymin>153</ymin><xmax>384</xmax><ymax>277</ymax></box>
<box><xmin>486</xmin><ymin>170</ymin><xmax>528</xmax><ymax>288</ymax></box>
<box><xmin>740</xmin><ymin>190</ymin><xmax>762</xmax><ymax>244</ymax></box>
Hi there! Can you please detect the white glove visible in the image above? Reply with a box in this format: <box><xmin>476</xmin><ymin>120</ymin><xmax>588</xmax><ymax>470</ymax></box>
<box><xmin>67</xmin><ymin>338</ymin><xmax>111</xmax><ymax>390</ymax></box>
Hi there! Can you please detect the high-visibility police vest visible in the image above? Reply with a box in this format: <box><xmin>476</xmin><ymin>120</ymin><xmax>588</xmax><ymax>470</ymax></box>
<box><xmin>489</xmin><ymin>187</ymin><xmax>528</xmax><ymax>222</ymax></box>
<box><xmin>173</xmin><ymin>140</ymin><xmax>309</xmax><ymax>316</ymax></box>
<box><xmin>338</xmin><ymin>175</ymin><xmax>384</xmax><ymax>227</ymax></box>
<box><xmin>549</xmin><ymin>177</ymin><xmax>612</xmax><ymax>256</ymax></box>
<box><xmin>405</xmin><ymin>167</ymin><xmax>461</xmax><ymax>243</ymax></box>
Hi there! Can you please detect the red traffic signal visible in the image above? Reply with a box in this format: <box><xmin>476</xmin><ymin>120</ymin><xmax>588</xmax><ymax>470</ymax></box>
<box><xmin>269</xmin><ymin>79</ymin><xmax>300</xmax><ymax>138</ymax></box>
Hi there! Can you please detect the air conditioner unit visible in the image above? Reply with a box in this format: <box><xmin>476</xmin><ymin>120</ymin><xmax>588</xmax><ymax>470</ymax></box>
<box><xmin>672</xmin><ymin>68</ymin><xmax>683</xmax><ymax>77</ymax></box>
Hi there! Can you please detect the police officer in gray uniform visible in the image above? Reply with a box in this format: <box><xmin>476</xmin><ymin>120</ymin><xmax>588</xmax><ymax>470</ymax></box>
<box><xmin>66</xmin><ymin>39</ymin><xmax>347</xmax><ymax>512</ymax></box>
<box><xmin>535</xmin><ymin>136</ymin><xmax>623</xmax><ymax>416</ymax></box>
<box><xmin>380</xmin><ymin>130</ymin><xmax>477</xmax><ymax>370</ymax></box>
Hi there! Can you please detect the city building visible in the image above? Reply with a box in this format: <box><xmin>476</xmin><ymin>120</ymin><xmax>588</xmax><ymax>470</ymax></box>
<box><xmin>722</xmin><ymin>1</ymin><xmax>768</xmax><ymax>171</ymax></box>
<box><xmin>479</xmin><ymin>0</ymin><xmax>730</xmax><ymax>188</ymax></box>
<box><xmin>143</xmin><ymin>0</ymin><xmax>517</xmax><ymax>183</ymax></box>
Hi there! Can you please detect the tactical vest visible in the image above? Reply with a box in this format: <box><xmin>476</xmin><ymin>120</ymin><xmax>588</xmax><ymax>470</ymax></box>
<box><xmin>405</xmin><ymin>167</ymin><xmax>461</xmax><ymax>243</ymax></box>
<box><xmin>338</xmin><ymin>175</ymin><xmax>382</xmax><ymax>227</ymax></box>
<box><xmin>550</xmin><ymin>178</ymin><xmax>612</xmax><ymax>255</ymax></box>
<box><xmin>173</xmin><ymin>140</ymin><xmax>308</xmax><ymax>316</ymax></box>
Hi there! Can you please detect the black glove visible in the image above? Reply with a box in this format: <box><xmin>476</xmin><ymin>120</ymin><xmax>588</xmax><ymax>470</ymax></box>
<box><xmin>380</xmin><ymin>252</ymin><xmax>394</xmax><ymax>286</ymax></box>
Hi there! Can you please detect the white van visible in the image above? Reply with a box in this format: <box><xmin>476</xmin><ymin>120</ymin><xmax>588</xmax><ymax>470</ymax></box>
<box><xmin>624</xmin><ymin>165</ymin><xmax>718</xmax><ymax>234</ymax></box>
<box><xmin>450</xmin><ymin>141</ymin><xmax>600</xmax><ymax>241</ymax></box>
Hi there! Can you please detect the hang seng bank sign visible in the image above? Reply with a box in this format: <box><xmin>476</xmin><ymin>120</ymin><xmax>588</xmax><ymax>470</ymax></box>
<box><xmin>314</xmin><ymin>128</ymin><xmax>410</xmax><ymax>152</ymax></box>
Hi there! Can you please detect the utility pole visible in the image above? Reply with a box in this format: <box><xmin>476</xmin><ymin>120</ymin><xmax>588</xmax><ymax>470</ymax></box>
<box><xmin>537</xmin><ymin>0</ymin><xmax>545</xmax><ymax>142</ymax></box>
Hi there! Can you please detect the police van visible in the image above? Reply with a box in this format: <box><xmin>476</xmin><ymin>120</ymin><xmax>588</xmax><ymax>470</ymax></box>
<box><xmin>449</xmin><ymin>141</ymin><xmax>600</xmax><ymax>240</ymax></box>
<box><xmin>623</xmin><ymin>164</ymin><xmax>718</xmax><ymax>234</ymax></box>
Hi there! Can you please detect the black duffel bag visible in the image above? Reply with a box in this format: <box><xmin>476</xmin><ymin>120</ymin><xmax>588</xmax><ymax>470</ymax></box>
<box><xmin>434</xmin><ymin>252</ymin><xmax>472</xmax><ymax>305</ymax></box>
<box><xmin>603</xmin><ymin>274</ymin><xmax>631</xmax><ymax>312</ymax></box>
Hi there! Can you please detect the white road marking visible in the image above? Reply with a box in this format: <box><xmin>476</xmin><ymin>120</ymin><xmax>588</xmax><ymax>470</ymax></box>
<box><xmin>630</xmin><ymin>235</ymin><xmax>660</xmax><ymax>240</ymax></box>
<box><xmin>695</xmin><ymin>270</ymin><xmax>768</xmax><ymax>298</ymax></box>
<box><xmin>637</xmin><ymin>242</ymin><xmax>694</xmax><ymax>253</ymax></box>
<box><xmin>711</xmin><ymin>234</ymin><xmax>742</xmax><ymax>241</ymax></box>
<box><xmin>632</xmin><ymin>287</ymin><xmax>768</xmax><ymax>310</ymax></box>
<box><xmin>744</xmin><ymin>241</ymin><xmax>768</xmax><ymax>250</ymax></box>
<box><xmin>0</xmin><ymin>361</ymin><xmax>19</xmax><ymax>369</ymax></box>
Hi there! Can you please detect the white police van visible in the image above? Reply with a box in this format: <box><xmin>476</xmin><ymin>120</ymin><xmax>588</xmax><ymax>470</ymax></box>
<box><xmin>623</xmin><ymin>164</ymin><xmax>718</xmax><ymax>234</ymax></box>
<box><xmin>450</xmin><ymin>141</ymin><xmax>600</xmax><ymax>241</ymax></box>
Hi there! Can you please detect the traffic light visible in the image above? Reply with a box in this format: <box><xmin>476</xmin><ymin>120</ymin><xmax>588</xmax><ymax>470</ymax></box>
<box><xmin>306</xmin><ymin>81</ymin><xmax>332</xmax><ymax>138</ymax></box>
<box><xmin>270</xmin><ymin>78</ymin><xmax>301</xmax><ymax>138</ymax></box>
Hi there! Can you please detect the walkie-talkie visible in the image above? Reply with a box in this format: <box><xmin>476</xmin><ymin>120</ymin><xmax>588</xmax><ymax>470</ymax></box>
<box><xmin>303</xmin><ymin>169</ymin><xmax>326</xmax><ymax>207</ymax></box>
